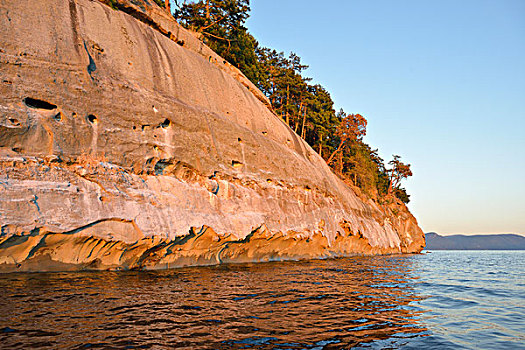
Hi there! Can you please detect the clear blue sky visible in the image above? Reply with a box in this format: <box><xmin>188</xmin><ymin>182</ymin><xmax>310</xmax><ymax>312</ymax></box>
<box><xmin>244</xmin><ymin>0</ymin><xmax>524</xmax><ymax>235</ymax></box>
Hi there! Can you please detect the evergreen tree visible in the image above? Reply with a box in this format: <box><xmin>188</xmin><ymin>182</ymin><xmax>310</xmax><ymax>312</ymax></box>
<box><xmin>387</xmin><ymin>155</ymin><xmax>413</xmax><ymax>195</ymax></box>
<box><xmin>174</xmin><ymin>0</ymin><xmax>261</xmax><ymax>83</ymax></box>
<box><xmin>326</xmin><ymin>109</ymin><xmax>367</xmax><ymax>165</ymax></box>
<box><xmin>172</xmin><ymin>0</ymin><xmax>412</xmax><ymax>204</ymax></box>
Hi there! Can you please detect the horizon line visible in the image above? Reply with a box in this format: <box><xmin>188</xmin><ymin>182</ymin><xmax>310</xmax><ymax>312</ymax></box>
<box><xmin>426</xmin><ymin>232</ymin><xmax>525</xmax><ymax>237</ymax></box>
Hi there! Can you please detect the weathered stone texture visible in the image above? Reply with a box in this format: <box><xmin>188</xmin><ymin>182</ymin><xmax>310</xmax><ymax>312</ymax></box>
<box><xmin>0</xmin><ymin>0</ymin><xmax>424</xmax><ymax>271</ymax></box>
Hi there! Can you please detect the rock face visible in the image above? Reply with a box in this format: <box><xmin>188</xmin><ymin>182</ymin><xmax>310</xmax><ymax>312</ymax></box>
<box><xmin>0</xmin><ymin>0</ymin><xmax>424</xmax><ymax>272</ymax></box>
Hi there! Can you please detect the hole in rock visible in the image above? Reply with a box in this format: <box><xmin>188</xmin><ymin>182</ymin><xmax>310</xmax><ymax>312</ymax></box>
<box><xmin>8</xmin><ymin>118</ymin><xmax>20</xmax><ymax>126</ymax></box>
<box><xmin>133</xmin><ymin>126</ymin><xmax>136</xmax><ymax>130</ymax></box>
<box><xmin>261</xmin><ymin>131</ymin><xmax>268</xmax><ymax>136</ymax></box>
<box><xmin>53</xmin><ymin>112</ymin><xmax>62</xmax><ymax>122</ymax></box>
<box><xmin>160</xmin><ymin>119</ymin><xmax>171</xmax><ymax>128</ymax></box>
<box><xmin>92</xmin><ymin>43</ymin><xmax>104</xmax><ymax>53</ymax></box>
<box><xmin>12</xmin><ymin>147</ymin><xmax>23</xmax><ymax>153</ymax></box>
<box><xmin>24</xmin><ymin>97</ymin><xmax>57</xmax><ymax>110</ymax></box>
<box><xmin>177</xmin><ymin>40</ymin><xmax>185</xmax><ymax>46</ymax></box>
<box><xmin>237</xmin><ymin>137</ymin><xmax>242</xmax><ymax>143</ymax></box>
<box><xmin>154</xmin><ymin>160</ymin><xmax>171</xmax><ymax>175</ymax></box>
<box><xmin>231</xmin><ymin>160</ymin><xmax>243</xmax><ymax>169</ymax></box>
<box><xmin>87</xmin><ymin>114</ymin><xmax>98</xmax><ymax>124</ymax></box>
<box><xmin>208</xmin><ymin>181</ymin><xmax>219</xmax><ymax>195</ymax></box>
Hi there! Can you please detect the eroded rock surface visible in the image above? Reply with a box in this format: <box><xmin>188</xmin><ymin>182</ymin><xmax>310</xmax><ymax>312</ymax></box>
<box><xmin>0</xmin><ymin>0</ymin><xmax>424</xmax><ymax>271</ymax></box>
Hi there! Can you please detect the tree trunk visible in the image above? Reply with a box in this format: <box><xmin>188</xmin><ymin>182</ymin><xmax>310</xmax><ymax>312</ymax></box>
<box><xmin>206</xmin><ymin>0</ymin><xmax>210</xmax><ymax>20</ymax></box>
<box><xmin>388</xmin><ymin>178</ymin><xmax>395</xmax><ymax>195</ymax></box>
<box><xmin>318</xmin><ymin>135</ymin><xmax>323</xmax><ymax>158</ymax></box>
<box><xmin>165</xmin><ymin>0</ymin><xmax>170</xmax><ymax>13</ymax></box>
<box><xmin>338</xmin><ymin>150</ymin><xmax>343</xmax><ymax>175</ymax></box>
<box><xmin>301</xmin><ymin>106</ymin><xmax>307</xmax><ymax>139</ymax></box>
<box><xmin>285</xmin><ymin>85</ymin><xmax>290</xmax><ymax>125</ymax></box>
<box><xmin>272</xmin><ymin>86</ymin><xmax>276</xmax><ymax>101</ymax></box>
<box><xmin>326</xmin><ymin>141</ymin><xmax>344</xmax><ymax>165</ymax></box>
<box><xmin>295</xmin><ymin>101</ymin><xmax>303</xmax><ymax>132</ymax></box>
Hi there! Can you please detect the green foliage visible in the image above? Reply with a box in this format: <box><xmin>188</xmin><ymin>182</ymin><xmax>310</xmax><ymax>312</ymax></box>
<box><xmin>174</xmin><ymin>0</ymin><xmax>261</xmax><ymax>83</ymax></box>
<box><xmin>153</xmin><ymin>0</ymin><xmax>165</xmax><ymax>7</ymax></box>
<box><xmin>108</xmin><ymin>0</ymin><xmax>118</xmax><ymax>10</ymax></box>
<box><xmin>394</xmin><ymin>187</ymin><xmax>411</xmax><ymax>204</ymax></box>
<box><xmin>173</xmin><ymin>0</ymin><xmax>412</xmax><ymax>203</ymax></box>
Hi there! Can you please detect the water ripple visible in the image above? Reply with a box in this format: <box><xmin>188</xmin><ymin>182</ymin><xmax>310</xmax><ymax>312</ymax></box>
<box><xmin>0</xmin><ymin>251</ymin><xmax>523</xmax><ymax>349</ymax></box>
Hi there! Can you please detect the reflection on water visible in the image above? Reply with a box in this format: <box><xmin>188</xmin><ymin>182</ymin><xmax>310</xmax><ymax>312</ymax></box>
<box><xmin>0</xmin><ymin>255</ymin><xmax>427</xmax><ymax>349</ymax></box>
<box><xmin>1</xmin><ymin>252</ymin><xmax>523</xmax><ymax>349</ymax></box>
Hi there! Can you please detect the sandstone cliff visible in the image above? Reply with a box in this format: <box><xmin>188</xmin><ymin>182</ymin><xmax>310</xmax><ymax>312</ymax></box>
<box><xmin>0</xmin><ymin>0</ymin><xmax>425</xmax><ymax>272</ymax></box>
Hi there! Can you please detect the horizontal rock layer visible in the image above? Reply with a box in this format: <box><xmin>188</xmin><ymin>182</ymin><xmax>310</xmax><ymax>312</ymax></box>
<box><xmin>0</xmin><ymin>223</ymin><xmax>408</xmax><ymax>273</ymax></box>
<box><xmin>0</xmin><ymin>0</ymin><xmax>424</xmax><ymax>271</ymax></box>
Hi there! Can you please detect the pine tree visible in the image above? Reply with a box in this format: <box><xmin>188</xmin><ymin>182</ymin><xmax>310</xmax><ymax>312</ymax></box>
<box><xmin>172</xmin><ymin>0</ymin><xmax>412</xmax><ymax>203</ymax></box>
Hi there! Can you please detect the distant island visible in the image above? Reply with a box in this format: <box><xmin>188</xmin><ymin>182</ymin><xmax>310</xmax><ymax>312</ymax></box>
<box><xmin>425</xmin><ymin>232</ymin><xmax>525</xmax><ymax>250</ymax></box>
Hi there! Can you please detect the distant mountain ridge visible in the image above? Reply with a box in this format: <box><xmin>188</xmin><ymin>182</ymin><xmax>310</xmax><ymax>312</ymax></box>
<box><xmin>425</xmin><ymin>232</ymin><xmax>525</xmax><ymax>250</ymax></box>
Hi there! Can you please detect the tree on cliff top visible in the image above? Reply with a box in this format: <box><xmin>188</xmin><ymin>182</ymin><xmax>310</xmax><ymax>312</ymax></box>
<box><xmin>326</xmin><ymin>109</ymin><xmax>367</xmax><ymax>165</ymax></box>
<box><xmin>387</xmin><ymin>155</ymin><xmax>412</xmax><ymax>197</ymax></box>
<box><xmin>174</xmin><ymin>0</ymin><xmax>261</xmax><ymax>83</ymax></box>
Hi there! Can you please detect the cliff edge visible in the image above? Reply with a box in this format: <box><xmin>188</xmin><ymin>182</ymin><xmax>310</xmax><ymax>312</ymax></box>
<box><xmin>0</xmin><ymin>0</ymin><xmax>424</xmax><ymax>272</ymax></box>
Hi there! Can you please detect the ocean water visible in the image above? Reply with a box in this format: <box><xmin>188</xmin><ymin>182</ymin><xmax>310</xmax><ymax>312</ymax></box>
<box><xmin>0</xmin><ymin>251</ymin><xmax>523</xmax><ymax>349</ymax></box>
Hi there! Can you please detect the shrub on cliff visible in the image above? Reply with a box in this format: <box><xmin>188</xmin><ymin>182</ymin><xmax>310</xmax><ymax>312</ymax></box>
<box><xmin>153</xmin><ymin>0</ymin><xmax>165</xmax><ymax>7</ymax></box>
